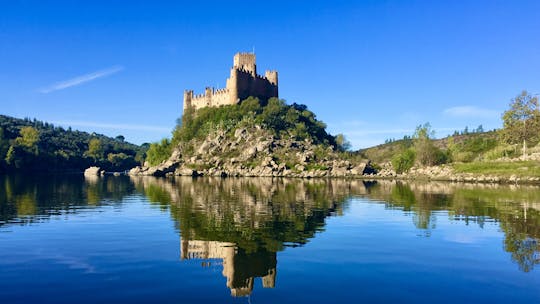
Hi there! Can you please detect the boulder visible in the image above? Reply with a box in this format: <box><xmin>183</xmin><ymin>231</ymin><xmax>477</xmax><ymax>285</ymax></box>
<box><xmin>84</xmin><ymin>166</ymin><xmax>104</xmax><ymax>176</ymax></box>
<box><xmin>350</xmin><ymin>163</ymin><xmax>367</xmax><ymax>175</ymax></box>
<box><xmin>128</xmin><ymin>166</ymin><xmax>142</xmax><ymax>175</ymax></box>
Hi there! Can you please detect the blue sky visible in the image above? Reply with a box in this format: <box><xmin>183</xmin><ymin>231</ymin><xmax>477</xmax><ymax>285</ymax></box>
<box><xmin>1</xmin><ymin>1</ymin><xmax>539</xmax><ymax>148</ymax></box>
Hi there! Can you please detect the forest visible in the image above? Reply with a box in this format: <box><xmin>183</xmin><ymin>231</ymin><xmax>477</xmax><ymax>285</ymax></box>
<box><xmin>0</xmin><ymin>115</ymin><xmax>147</xmax><ymax>173</ymax></box>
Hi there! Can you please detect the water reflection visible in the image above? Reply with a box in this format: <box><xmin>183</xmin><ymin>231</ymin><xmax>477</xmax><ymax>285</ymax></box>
<box><xmin>365</xmin><ymin>181</ymin><xmax>540</xmax><ymax>272</ymax></box>
<box><xmin>131</xmin><ymin>176</ymin><xmax>359</xmax><ymax>296</ymax></box>
<box><xmin>2</xmin><ymin>174</ymin><xmax>540</xmax><ymax>297</ymax></box>
<box><xmin>0</xmin><ymin>174</ymin><xmax>135</xmax><ymax>227</ymax></box>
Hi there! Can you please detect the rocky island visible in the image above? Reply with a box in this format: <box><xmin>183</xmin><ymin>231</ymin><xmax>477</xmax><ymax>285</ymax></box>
<box><xmin>130</xmin><ymin>53</ymin><xmax>540</xmax><ymax>184</ymax></box>
<box><xmin>130</xmin><ymin>53</ymin><xmax>372</xmax><ymax>178</ymax></box>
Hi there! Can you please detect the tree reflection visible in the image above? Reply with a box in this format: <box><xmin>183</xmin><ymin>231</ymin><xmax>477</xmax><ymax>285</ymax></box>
<box><xmin>368</xmin><ymin>180</ymin><xmax>540</xmax><ymax>272</ymax></box>
<box><xmin>0</xmin><ymin>174</ymin><xmax>135</xmax><ymax>226</ymax></box>
<box><xmin>2</xmin><ymin>173</ymin><xmax>540</xmax><ymax>283</ymax></box>
<box><xmin>131</xmin><ymin>176</ymin><xmax>359</xmax><ymax>296</ymax></box>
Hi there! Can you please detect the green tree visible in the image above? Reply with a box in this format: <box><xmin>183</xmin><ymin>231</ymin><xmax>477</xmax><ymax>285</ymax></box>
<box><xmin>335</xmin><ymin>134</ymin><xmax>352</xmax><ymax>151</ymax></box>
<box><xmin>413</xmin><ymin>123</ymin><xmax>436</xmax><ymax>166</ymax></box>
<box><xmin>391</xmin><ymin>149</ymin><xmax>416</xmax><ymax>173</ymax></box>
<box><xmin>146</xmin><ymin>138</ymin><xmax>172</xmax><ymax>166</ymax></box>
<box><xmin>107</xmin><ymin>152</ymin><xmax>137</xmax><ymax>170</ymax></box>
<box><xmin>86</xmin><ymin>138</ymin><xmax>104</xmax><ymax>161</ymax></box>
<box><xmin>500</xmin><ymin>90</ymin><xmax>540</xmax><ymax>155</ymax></box>
<box><xmin>0</xmin><ymin>128</ymin><xmax>9</xmax><ymax>163</ymax></box>
<box><xmin>15</xmin><ymin>126</ymin><xmax>39</xmax><ymax>155</ymax></box>
<box><xmin>5</xmin><ymin>145</ymin><xmax>16</xmax><ymax>166</ymax></box>
<box><xmin>413</xmin><ymin>123</ymin><xmax>447</xmax><ymax>166</ymax></box>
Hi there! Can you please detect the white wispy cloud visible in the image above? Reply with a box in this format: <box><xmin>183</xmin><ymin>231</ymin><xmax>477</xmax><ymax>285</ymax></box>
<box><xmin>51</xmin><ymin>120</ymin><xmax>171</xmax><ymax>132</ymax></box>
<box><xmin>443</xmin><ymin>106</ymin><xmax>497</xmax><ymax>118</ymax></box>
<box><xmin>39</xmin><ymin>65</ymin><xmax>124</xmax><ymax>93</ymax></box>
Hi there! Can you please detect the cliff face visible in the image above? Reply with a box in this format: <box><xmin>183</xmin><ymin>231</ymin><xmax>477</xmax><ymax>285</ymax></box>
<box><xmin>130</xmin><ymin>124</ymin><xmax>372</xmax><ymax>178</ymax></box>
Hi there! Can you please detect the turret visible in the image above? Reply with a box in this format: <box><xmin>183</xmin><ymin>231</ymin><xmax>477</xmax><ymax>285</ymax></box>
<box><xmin>233</xmin><ymin>52</ymin><xmax>256</xmax><ymax>76</ymax></box>
<box><xmin>265</xmin><ymin>70</ymin><xmax>278</xmax><ymax>86</ymax></box>
<box><xmin>227</xmin><ymin>68</ymin><xmax>239</xmax><ymax>104</ymax></box>
<box><xmin>183</xmin><ymin>90</ymin><xmax>193</xmax><ymax>111</ymax></box>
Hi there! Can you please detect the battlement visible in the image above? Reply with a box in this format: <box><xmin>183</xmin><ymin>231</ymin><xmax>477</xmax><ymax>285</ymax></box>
<box><xmin>183</xmin><ymin>53</ymin><xmax>278</xmax><ymax>111</ymax></box>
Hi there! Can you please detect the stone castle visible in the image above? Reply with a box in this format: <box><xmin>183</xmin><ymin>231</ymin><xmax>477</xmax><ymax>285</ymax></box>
<box><xmin>183</xmin><ymin>53</ymin><xmax>278</xmax><ymax>111</ymax></box>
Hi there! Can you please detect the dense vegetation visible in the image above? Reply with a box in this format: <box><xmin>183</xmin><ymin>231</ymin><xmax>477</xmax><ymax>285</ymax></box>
<box><xmin>362</xmin><ymin>90</ymin><xmax>540</xmax><ymax>175</ymax></box>
<box><xmin>175</xmin><ymin>97</ymin><xmax>336</xmax><ymax>144</ymax></box>
<box><xmin>146</xmin><ymin>97</ymin><xmax>349</xmax><ymax>166</ymax></box>
<box><xmin>0</xmin><ymin>115</ymin><xmax>147</xmax><ymax>173</ymax></box>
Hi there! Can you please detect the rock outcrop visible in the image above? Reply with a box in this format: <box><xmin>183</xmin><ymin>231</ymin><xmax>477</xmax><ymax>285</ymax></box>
<box><xmin>130</xmin><ymin>126</ymin><xmax>374</xmax><ymax>178</ymax></box>
<box><xmin>84</xmin><ymin>166</ymin><xmax>104</xmax><ymax>176</ymax></box>
<box><xmin>372</xmin><ymin>162</ymin><xmax>540</xmax><ymax>185</ymax></box>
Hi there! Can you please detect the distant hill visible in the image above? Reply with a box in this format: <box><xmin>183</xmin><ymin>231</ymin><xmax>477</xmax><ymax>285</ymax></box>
<box><xmin>0</xmin><ymin>115</ymin><xmax>146</xmax><ymax>173</ymax></box>
<box><xmin>359</xmin><ymin>130</ymin><xmax>499</xmax><ymax>164</ymax></box>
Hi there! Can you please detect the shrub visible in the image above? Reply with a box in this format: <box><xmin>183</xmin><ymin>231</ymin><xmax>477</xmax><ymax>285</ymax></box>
<box><xmin>413</xmin><ymin>123</ymin><xmax>448</xmax><ymax>166</ymax></box>
<box><xmin>391</xmin><ymin>149</ymin><xmax>416</xmax><ymax>174</ymax></box>
<box><xmin>173</xmin><ymin>97</ymin><xmax>336</xmax><ymax>147</ymax></box>
<box><xmin>452</xmin><ymin>151</ymin><xmax>475</xmax><ymax>163</ymax></box>
<box><xmin>146</xmin><ymin>139</ymin><xmax>172</xmax><ymax>166</ymax></box>
<box><xmin>484</xmin><ymin>144</ymin><xmax>519</xmax><ymax>160</ymax></box>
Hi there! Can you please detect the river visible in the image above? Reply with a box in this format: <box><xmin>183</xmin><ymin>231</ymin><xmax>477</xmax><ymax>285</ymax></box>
<box><xmin>1</xmin><ymin>174</ymin><xmax>539</xmax><ymax>303</ymax></box>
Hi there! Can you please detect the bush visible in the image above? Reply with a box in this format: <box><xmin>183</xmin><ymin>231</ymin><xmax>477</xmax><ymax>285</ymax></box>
<box><xmin>413</xmin><ymin>123</ymin><xmax>448</xmax><ymax>166</ymax></box>
<box><xmin>392</xmin><ymin>149</ymin><xmax>416</xmax><ymax>174</ymax></box>
<box><xmin>484</xmin><ymin>144</ymin><xmax>518</xmax><ymax>160</ymax></box>
<box><xmin>452</xmin><ymin>151</ymin><xmax>476</xmax><ymax>163</ymax></box>
<box><xmin>146</xmin><ymin>139</ymin><xmax>172</xmax><ymax>166</ymax></box>
<box><xmin>173</xmin><ymin>97</ymin><xmax>336</xmax><ymax>147</ymax></box>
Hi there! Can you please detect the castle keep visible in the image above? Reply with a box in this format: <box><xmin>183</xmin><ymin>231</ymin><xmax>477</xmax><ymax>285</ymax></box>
<box><xmin>183</xmin><ymin>53</ymin><xmax>278</xmax><ymax>111</ymax></box>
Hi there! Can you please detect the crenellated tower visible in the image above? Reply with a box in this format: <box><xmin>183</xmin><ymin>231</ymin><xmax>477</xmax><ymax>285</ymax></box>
<box><xmin>182</xmin><ymin>53</ymin><xmax>278</xmax><ymax>112</ymax></box>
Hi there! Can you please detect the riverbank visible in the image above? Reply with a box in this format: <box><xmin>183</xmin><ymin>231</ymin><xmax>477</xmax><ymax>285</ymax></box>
<box><xmin>127</xmin><ymin>161</ymin><xmax>540</xmax><ymax>185</ymax></box>
<box><xmin>370</xmin><ymin>160</ymin><xmax>540</xmax><ymax>184</ymax></box>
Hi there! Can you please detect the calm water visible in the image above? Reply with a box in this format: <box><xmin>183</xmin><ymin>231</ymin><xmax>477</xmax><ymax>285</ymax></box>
<box><xmin>1</xmin><ymin>174</ymin><xmax>540</xmax><ymax>303</ymax></box>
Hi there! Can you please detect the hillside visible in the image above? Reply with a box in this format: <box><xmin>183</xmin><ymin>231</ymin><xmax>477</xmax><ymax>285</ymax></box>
<box><xmin>0</xmin><ymin>115</ymin><xmax>146</xmax><ymax>173</ymax></box>
<box><xmin>359</xmin><ymin>130</ymin><xmax>499</xmax><ymax>164</ymax></box>
<box><xmin>131</xmin><ymin>97</ymin><xmax>372</xmax><ymax>177</ymax></box>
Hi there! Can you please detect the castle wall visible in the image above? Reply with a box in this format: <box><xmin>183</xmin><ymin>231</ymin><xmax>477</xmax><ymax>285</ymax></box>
<box><xmin>234</xmin><ymin>69</ymin><xmax>278</xmax><ymax>103</ymax></box>
<box><xmin>183</xmin><ymin>53</ymin><xmax>278</xmax><ymax>112</ymax></box>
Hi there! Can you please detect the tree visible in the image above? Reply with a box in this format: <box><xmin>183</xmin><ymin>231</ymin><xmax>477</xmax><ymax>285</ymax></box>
<box><xmin>412</xmin><ymin>123</ymin><xmax>448</xmax><ymax>166</ymax></box>
<box><xmin>500</xmin><ymin>90</ymin><xmax>540</xmax><ymax>155</ymax></box>
<box><xmin>391</xmin><ymin>149</ymin><xmax>416</xmax><ymax>173</ymax></box>
<box><xmin>413</xmin><ymin>123</ymin><xmax>436</xmax><ymax>166</ymax></box>
<box><xmin>15</xmin><ymin>126</ymin><xmax>39</xmax><ymax>155</ymax></box>
<box><xmin>107</xmin><ymin>152</ymin><xmax>137</xmax><ymax>170</ymax></box>
<box><xmin>86</xmin><ymin>138</ymin><xmax>104</xmax><ymax>161</ymax></box>
<box><xmin>0</xmin><ymin>128</ymin><xmax>9</xmax><ymax>162</ymax></box>
<box><xmin>146</xmin><ymin>138</ymin><xmax>172</xmax><ymax>166</ymax></box>
<box><xmin>335</xmin><ymin>134</ymin><xmax>352</xmax><ymax>151</ymax></box>
<box><xmin>115</xmin><ymin>135</ymin><xmax>125</xmax><ymax>142</ymax></box>
<box><xmin>475</xmin><ymin>124</ymin><xmax>484</xmax><ymax>133</ymax></box>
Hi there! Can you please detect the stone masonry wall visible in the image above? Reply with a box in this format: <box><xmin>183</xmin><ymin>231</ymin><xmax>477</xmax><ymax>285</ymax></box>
<box><xmin>183</xmin><ymin>53</ymin><xmax>278</xmax><ymax>111</ymax></box>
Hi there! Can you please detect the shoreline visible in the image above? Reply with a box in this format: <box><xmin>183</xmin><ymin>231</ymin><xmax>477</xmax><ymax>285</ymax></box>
<box><xmin>127</xmin><ymin>164</ymin><xmax>540</xmax><ymax>186</ymax></box>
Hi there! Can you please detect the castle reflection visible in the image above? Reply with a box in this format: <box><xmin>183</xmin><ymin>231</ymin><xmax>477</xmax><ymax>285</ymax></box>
<box><xmin>131</xmin><ymin>176</ymin><xmax>360</xmax><ymax>297</ymax></box>
<box><xmin>181</xmin><ymin>240</ymin><xmax>276</xmax><ymax>296</ymax></box>
<box><xmin>2</xmin><ymin>174</ymin><xmax>540</xmax><ymax>296</ymax></box>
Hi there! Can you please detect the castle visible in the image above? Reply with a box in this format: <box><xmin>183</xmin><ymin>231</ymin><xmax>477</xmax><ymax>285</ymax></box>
<box><xmin>183</xmin><ymin>53</ymin><xmax>278</xmax><ymax>111</ymax></box>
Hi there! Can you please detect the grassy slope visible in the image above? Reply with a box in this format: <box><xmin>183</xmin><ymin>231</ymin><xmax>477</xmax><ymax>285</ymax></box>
<box><xmin>359</xmin><ymin>131</ymin><xmax>498</xmax><ymax>163</ymax></box>
<box><xmin>453</xmin><ymin>161</ymin><xmax>540</xmax><ymax>177</ymax></box>
<box><xmin>359</xmin><ymin>130</ymin><xmax>540</xmax><ymax>178</ymax></box>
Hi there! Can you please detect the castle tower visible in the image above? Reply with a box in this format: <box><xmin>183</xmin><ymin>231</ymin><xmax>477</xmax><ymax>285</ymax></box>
<box><xmin>183</xmin><ymin>90</ymin><xmax>193</xmax><ymax>111</ymax></box>
<box><xmin>182</xmin><ymin>52</ymin><xmax>278</xmax><ymax>111</ymax></box>
<box><xmin>265</xmin><ymin>70</ymin><xmax>278</xmax><ymax>86</ymax></box>
<box><xmin>265</xmin><ymin>70</ymin><xmax>279</xmax><ymax>97</ymax></box>
<box><xmin>233</xmin><ymin>53</ymin><xmax>256</xmax><ymax>76</ymax></box>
